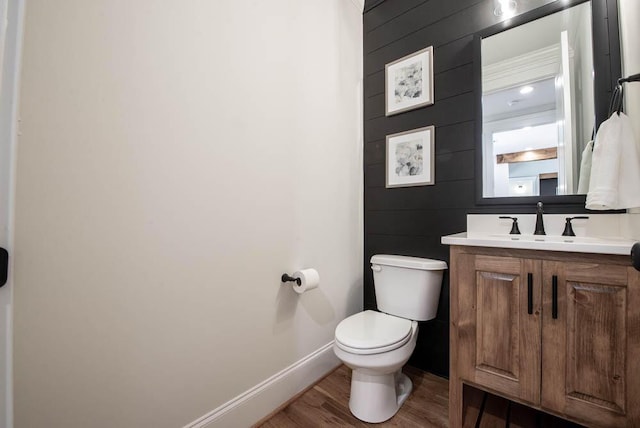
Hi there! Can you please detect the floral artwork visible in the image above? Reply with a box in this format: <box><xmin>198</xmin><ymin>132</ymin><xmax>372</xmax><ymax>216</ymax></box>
<box><xmin>386</xmin><ymin>126</ymin><xmax>435</xmax><ymax>188</ymax></box>
<box><xmin>385</xmin><ymin>46</ymin><xmax>434</xmax><ymax>116</ymax></box>
<box><xmin>395</xmin><ymin>62</ymin><xmax>423</xmax><ymax>104</ymax></box>
<box><xmin>395</xmin><ymin>140</ymin><xmax>423</xmax><ymax>177</ymax></box>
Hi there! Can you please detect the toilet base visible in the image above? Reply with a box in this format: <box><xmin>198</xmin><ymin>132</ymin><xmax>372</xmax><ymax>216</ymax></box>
<box><xmin>349</xmin><ymin>369</ymin><xmax>413</xmax><ymax>423</ymax></box>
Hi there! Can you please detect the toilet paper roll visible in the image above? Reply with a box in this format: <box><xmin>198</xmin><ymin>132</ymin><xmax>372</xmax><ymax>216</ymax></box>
<box><xmin>292</xmin><ymin>268</ymin><xmax>320</xmax><ymax>294</ymax></box>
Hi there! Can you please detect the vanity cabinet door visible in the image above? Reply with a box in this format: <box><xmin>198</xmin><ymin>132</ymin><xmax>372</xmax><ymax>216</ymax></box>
<box><xmin>541</xmin><ymin>261</ymin><xmax>640</xmax><ymax>427</ymax></box>
<box><xmin>456</xmin><ymin>253</ymin><xmax>542</xmax><ymax>405</ymax></box>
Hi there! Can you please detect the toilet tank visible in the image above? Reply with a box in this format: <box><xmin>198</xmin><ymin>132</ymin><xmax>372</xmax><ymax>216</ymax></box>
<box><xmin>371</xmin><ymin>254</ymin><xmax>447</xmax><ymax>321</ymax></box>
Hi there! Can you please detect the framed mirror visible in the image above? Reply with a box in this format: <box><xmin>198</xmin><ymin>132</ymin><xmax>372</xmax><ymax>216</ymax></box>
<box><xmin>475</xmin><ymin>0</ymin><xmax>621</xmax><ymax>205</ymax></box>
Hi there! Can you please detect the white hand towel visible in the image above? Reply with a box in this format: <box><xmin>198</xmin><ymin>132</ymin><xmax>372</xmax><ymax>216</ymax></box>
<box><xmin>577</xmin><ymin>140</ymin><xmax>593</xmax><ymax>194</ymax></box>
<box><xmin>586</xmin><ymin>113</ymin><xmax>640</xmax><ymax>210</ymax></box>
<box><xmin>616</xmin><ymin>113</ymin><xmax>640</xmax><ymax>209</ymax></box>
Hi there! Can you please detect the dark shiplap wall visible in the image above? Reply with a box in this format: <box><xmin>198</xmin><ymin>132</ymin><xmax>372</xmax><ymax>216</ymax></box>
<box><xmin>363</xmin><ymin>0</ymin><xmax>620</xmax><ymax>377</ymax></box>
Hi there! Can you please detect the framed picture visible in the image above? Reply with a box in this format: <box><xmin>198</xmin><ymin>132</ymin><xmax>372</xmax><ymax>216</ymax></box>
<box><xmin>385</xmin><ymin>46</ymin><xmax>434</xmax><ymax>116</ymax></box>
<box><xmin>386</xmin><ymin>126</ymin><xmax>435</xmax><ymax>188</ymax></box>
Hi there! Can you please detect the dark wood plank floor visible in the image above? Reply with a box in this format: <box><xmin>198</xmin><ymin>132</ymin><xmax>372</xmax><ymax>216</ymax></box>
<box><xmin>257</xmin><ymin>365</ymin><xmax>449</xmax><ymax>427</ymax></box>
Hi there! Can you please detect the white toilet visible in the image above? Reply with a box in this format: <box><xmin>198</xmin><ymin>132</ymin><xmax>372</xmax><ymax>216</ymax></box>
<box><xmin>333</xmin><ymin>254</ymin><xmax>447</xmax><ymax>423</ymax></box>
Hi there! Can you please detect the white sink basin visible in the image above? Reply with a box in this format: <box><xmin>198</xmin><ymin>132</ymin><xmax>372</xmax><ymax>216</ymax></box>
<box><xmin>442</xmin><ymin>232</ymin><xmax>635</xmax><ymax>255</ymax></box>
<box><xmin>441</xmin><ymin>214</ymin><xmax>640</xmax><ymax>255</ymax></box>
<box><xmin>488</xmin><ymin>234</ymin><xmax>632</xmax><ymax>244</ymax></box>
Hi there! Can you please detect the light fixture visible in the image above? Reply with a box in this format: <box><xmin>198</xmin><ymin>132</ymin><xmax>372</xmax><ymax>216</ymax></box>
<box><xmin>519</xmin><ymin>85</ymin><xmax>534</xmax><ymax>95</ymax></box>
<box><xmin>513</xmin><ymin>183</ymin><xmax>527</xmax><ymax>194</ymax></box>
<box><xmin>494</xmin><ymin>0</ymin><xmax>517</xmax><ymax>18</ymax></box>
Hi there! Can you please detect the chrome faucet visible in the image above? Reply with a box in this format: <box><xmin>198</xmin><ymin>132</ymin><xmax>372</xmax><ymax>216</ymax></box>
<box><xmin>534</xmin><ymin>201</ymin><xmax>546</xmax><ymax>235</ymax></box>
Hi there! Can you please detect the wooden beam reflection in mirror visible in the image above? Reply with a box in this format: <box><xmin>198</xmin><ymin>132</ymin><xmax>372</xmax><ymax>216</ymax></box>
<box><xmin>496</xmin><ymin>148</ymin><xmax>557</xmax><ymax>164</ymax></box>
<box><xmin>540</xmin><ymin>172</ymin><xmax>558</xmax><ymax>180</ymax></box>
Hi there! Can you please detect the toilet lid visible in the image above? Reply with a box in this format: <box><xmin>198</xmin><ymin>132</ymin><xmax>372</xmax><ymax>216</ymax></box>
<box><xmin>335</xmin><ymin>311</ymin><xmax>412</xmax><ymax>351</ymax></box>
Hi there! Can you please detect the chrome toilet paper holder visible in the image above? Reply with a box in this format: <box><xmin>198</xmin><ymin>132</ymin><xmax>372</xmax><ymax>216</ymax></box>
<box><xmin>281</xmin><ymin>273</ymin><xmax>301</xmax><ymax>286</ymax></box>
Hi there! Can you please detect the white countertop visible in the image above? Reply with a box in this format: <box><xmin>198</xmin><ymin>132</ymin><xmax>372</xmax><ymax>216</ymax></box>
<box><xmin>441</xmin><ymin>232</ymin><xmax>636</xmax><ymax>255</ymax></box>
<box><xmin>441</xmin><ymin>214</ymin><xmax>640</xmax><ymax>255</ymax></box>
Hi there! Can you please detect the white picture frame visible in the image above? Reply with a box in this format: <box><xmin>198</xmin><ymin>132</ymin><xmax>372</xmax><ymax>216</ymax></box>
<box><xmin>386</xmin><ymin>126</ymin><xmax>435</xmax><ymax>188</ymax></box>
<box><xmin>385</xmin><ymin>46</ymin><xmax>434</xmax><ymax>116</ymax></box>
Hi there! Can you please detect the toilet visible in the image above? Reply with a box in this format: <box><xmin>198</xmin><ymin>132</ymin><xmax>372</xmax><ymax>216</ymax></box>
<box><xmin>333</xmin><ymin>254</ymin><xmax>447</xmax><ymax>423</ymax></box>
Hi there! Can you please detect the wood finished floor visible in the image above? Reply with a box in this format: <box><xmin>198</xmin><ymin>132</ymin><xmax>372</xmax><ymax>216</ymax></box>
<box><xmin>257</xmin><ymin>365</ymin><xmax>449</xmax><ymax>427</ymax></box>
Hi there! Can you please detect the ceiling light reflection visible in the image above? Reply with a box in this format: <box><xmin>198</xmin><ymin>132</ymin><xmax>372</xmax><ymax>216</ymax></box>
<box><xmin>520</xmin><ymin>86</ymin><xmax>534</xmax><ymax>95</ymax></box>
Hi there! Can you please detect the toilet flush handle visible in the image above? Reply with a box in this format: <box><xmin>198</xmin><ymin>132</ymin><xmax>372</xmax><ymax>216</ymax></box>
<box><xmin>371</xmin><ymin>264</ymin><xmax>382</xmax><ymax>272</ymax></box>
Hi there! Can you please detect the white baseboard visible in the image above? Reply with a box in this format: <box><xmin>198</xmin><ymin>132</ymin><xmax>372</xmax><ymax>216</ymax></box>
<box><xmin>184</xmin><ymin>341</ymin><xmax>340</xmax><ymax>428</ymax></box>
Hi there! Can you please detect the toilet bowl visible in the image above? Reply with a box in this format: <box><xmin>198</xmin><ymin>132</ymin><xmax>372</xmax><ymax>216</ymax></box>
<box><xmin>334</xmin><ymin>311</ymin><xmax>419</xmax><ymax>423</ymax></box>
<box><xmin>333</xmin><ymin>255</ymin><xmax>447</xmax><ymax>423</ymax></box>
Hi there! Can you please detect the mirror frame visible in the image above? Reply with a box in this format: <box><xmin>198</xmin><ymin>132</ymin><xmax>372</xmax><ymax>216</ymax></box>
<box><xmin>474</xmin><ymin>0</ymin><xmax>621</xmax><ymax>205</ymax></box>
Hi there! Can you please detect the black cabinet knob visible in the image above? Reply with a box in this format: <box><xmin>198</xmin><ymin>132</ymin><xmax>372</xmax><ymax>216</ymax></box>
<box><xmin>0</xmin><ymin>248</ymin><xmax>7</xmax><ymax>287</ymax></box>
<box><xmin>632</xmin><ymin>242</ymin><xmax>640</xmax><ymax>272</ymax></box>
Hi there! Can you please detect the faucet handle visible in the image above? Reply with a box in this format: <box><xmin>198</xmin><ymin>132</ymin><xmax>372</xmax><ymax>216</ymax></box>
<box><xmin>562</xmin><ymin>216</ymin><xmax>589</xmax><ymax>237</ymax></box>
<box><xmin>499</xmin><ymin>216</ymin><xmax>521</xmax><ymax>235</ymax></box>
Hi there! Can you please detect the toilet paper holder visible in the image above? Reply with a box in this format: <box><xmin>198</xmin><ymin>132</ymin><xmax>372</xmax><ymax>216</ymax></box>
<box><xmin>281</xmin><ymin>273</ymin><xmax>302</xmax><ymax>286</ymax></box>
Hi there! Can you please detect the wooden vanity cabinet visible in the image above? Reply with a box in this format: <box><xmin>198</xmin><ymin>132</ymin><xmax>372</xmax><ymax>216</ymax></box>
<box><xmin>450</xmin><ymin>246</ymin><xmax>640</xmax><ymax>428</ymax></box>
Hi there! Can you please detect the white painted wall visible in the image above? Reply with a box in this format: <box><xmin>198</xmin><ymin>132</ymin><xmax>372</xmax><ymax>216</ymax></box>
<box><xmin>619</xmin><ymin>0</ymin><xmax>640</xmax><ymax>137</ymax></box>
<box><xmin>13</xmin><ymin>1</ymin><xmax>363</xmax><ymax>427</ymax></box>
<box><xmin>619</xmin><ymin>0</ymin><xmax>640</xmax><ymax>216</ymax></box>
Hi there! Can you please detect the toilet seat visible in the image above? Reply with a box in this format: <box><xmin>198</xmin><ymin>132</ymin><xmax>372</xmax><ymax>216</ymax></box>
<box><xmin>334</xmin><ymin>310</ymin><xmax>413</xmax><ymax>355</ymax></box>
